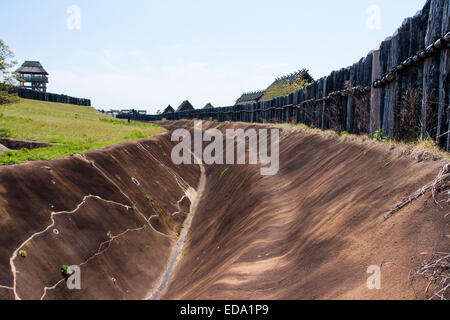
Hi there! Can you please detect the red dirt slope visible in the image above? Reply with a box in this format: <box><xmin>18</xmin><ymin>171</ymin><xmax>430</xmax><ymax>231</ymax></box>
<box><xmin>161</xmin><ymin>121</ymin><xmax>449</xmax><ymax>300</ymax></box>
<box><xmin>0</xmin><ymin>131</ymin><xmax>200</xmax><ymax>300</ymax></box>
<box><xmin>0</xmin><ymin>121</ymin><xmax>448</xmax><ymax>300</ymax></box>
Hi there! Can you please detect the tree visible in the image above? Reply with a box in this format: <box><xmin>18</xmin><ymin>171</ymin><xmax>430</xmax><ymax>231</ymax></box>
<box><xmin>0</xmin><ymin>40</ymin><xmax>18</xmax><ymax>85</ymax></box>
<box><xmin>0</xmin><ymin>40</ymin><xmax>19</xmax><ymax>104</ymax></box>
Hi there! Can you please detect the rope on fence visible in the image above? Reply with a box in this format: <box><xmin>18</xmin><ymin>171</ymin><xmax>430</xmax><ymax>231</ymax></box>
<box><xmin>372</xmin><ymin>31</ymin><xmax>450</xmax><ymax>89</ymax></box>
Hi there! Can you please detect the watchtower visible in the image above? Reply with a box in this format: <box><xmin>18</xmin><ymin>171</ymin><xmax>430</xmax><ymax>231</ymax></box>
<box><xmin>16</xmin><ymin>61</ymin><xmax>49</xmax><ymax>92</ymax></box>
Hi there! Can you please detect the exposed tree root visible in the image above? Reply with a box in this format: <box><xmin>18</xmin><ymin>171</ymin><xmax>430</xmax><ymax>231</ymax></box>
<box><xmin>409</xmin><ymin>252</ymin><xmax>449</xmax><ymax>300</ymax></box>
<box><xmin>383</xmin><ymin>163</ymin><xmax>450</xmax><ymax>221</ymax></box>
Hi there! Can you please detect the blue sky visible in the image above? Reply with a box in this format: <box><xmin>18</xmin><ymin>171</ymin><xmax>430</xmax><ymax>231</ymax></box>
<box><xmin>1</xmin><ymin>0</ymin><xmax>427</xmax><ymax>112</ymax></box>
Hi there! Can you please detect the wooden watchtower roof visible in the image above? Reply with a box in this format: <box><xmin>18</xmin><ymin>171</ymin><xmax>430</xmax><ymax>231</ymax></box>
<box><xmin>15</xmin><ymin>61</ymin><xmax>49</xmax><ymax>92</ymax></box>
<box><xmin>16</xmin><ymin>61</ymin><xmax>49</xmax><ymax>75</ymax></box>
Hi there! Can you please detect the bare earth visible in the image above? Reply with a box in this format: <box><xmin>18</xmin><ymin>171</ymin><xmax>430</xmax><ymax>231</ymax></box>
<box><xmin>0</xmin><ymin>121</ymin><xmax>448</xmax><ymax>300</ymax></box>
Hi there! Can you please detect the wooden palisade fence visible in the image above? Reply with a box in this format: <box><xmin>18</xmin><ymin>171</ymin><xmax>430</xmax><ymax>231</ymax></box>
<box><xmin>16</xmin><ymin>88</ymin><xmax>91</xmax><ymax>106</ymax></box>
<box><xmin>118</xmin><ymin>0</ymin><xmax>450</xmax><ymax>151</ymax></box>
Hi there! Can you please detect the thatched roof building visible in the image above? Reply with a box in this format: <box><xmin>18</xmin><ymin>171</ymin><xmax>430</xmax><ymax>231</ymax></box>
<box><xmin>163</xmin><ymin>105</ymin><xmax>175</xmax><ymax>114</ymax></box>
<box><xmin>16</xmin><ymin>61</ymin><xmax>49</xmax><ymax>75</ymax></box>
<box><xmin>203</xmin><ymin>103</ymin><xmax>214</xmax><ymax>109</ymax></box>
<box><xmin>15</xmin><ymin>61</ymin><xmax>49</xmax><ymax>92</ymax></box>
<box><xmin>235</xmin><ymin>90</ymin><xmax>265</xmax><ymax>106</ymax></box>
<box><xmin>177</xmin><ymin>100</ymin><xmax>194</xmax><ymax>112</ymax></box>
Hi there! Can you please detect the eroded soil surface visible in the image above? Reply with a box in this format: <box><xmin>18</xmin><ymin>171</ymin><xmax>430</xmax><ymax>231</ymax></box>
<box><xmin>0</xmin><ymin>121</ymin><xmax>448</xmax><ymax>300</ymax></box>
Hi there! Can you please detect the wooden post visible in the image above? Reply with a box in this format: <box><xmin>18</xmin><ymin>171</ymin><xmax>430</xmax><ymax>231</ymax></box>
<box><xmin>421</xmin><ymin>0</ymin><xmax>444</xmax><ymax>140</ymax></box>
<box><xmin>447</xmin><ymin>106</ymin><xmax>450</xmax><ymax>151</ymax></box>
<box><xmin>345</xmin><ymin>67</ymin><xmax>353</xmax><ymax>132</ymax></box>
<box><xmin>383</xmin><ymin>32</ymin><xmax>400</xmax><ymax>139</ymax></box>
<box><xmin>437</xmin><ymin>1</ymin><xmax>449</xmax><ymax>147</ymax></box>
<box><xmin>370</xmin><ymin>46</ymin><xmax>382</xmax><ymax>134</ymax></box>
<box><xmin>321</xmin><ymin>78</ymin><xmax>327</xmax><ymax>130</ymax></box>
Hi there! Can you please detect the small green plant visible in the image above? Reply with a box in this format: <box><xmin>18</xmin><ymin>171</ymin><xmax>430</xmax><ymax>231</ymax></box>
<box><xmin>145</xmin><ymin>245</ymin><xmax>150</xmax><ymax>250</ymax></box>
<box><xmin>340</xmin><ymin>130</ymin><xmax>350</xmax><ymax>136</ymax></box>
<box><xmin>372</xmin><ymin>129</ymin><xmax>390</xmax><ymax>142</ymax></box>
<box><xmin>19</xmin><ymin>250</ymin><xmax>27</xmax><ymax>258</ymax></box>
<box><xmin>220</xmin><ymin>168</ymin><xmax>229</xmax><ymax>177</ymax></box>
<box><xmin>180</xmin><ymin>224</ymin><xmax>185</xmax><ymax>229</ymax></box>
<box><xmin>216</xmin><ymin>125</ymin><xmax>221</xmax><ymax>130</ymax></box>
<box><xmin>61</xmin><ymin>265</ymin><xmax>71</xmax><ymax>277</ymax></box>
<box><xmin>131</xmin><ymin>203</ymin><xmax>137</xmax><ymax>209</ymax></box>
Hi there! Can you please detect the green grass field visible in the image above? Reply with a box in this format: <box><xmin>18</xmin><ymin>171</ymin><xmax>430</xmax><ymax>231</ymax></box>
<box><xmin>0</xmin><ymin>99</ymin><xmax>161</xmax><ymax>165</ymax></box>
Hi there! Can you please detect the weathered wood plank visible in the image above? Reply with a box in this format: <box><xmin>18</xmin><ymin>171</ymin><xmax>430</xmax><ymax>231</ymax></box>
<box><xmin>321</xmin><ymin>77</ymin><xmax>327</xmax><ymax>130</ymax></box>
<box><xmin>438</xmin><ymin>0</ymin><xmax>449</xmax><ymax>149</ymax></box>
<box><xmin>421</xmin><ymin>0</ymin><xmax>444</xmax><ymax>139</ymax></box>
<box><xmin>383</xmin><ymin>32</ymin><xmax>399</xmax><ymax>139</ymax></box>
<box><xmin>370</xmin><ymin>47</ymin><xmax>382</xmax><ymax>133</ymax></box>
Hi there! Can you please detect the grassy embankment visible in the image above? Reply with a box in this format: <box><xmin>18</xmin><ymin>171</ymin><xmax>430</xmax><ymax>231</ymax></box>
<box><xmin>0</xmin><ymin>98</ymin><xmax>161</xmax><ymax>165</ymax></box>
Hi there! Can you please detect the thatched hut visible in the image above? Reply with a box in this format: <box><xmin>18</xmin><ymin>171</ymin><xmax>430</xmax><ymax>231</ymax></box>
<box><xmin>235</xmin><ymin>90</ymin><xmax>265</xmax><ymax>106</ymax></box>
<box><xmin>177</xmin><ymin>100</ymin><xmax>195</xmax><ymax>111</ymax></box>
<box><xmin>163</xmin><ymin>105</ymin><xmax>175</xmax><ymax>114</ymax></box>
<box><xmin>203</xmin><ymin>103</ymin><xmax>214</xmax><ymax>109</ymax></box>
<box><xmin>15</xmin><ymin>61</ymin><xmax>49</xmax><ymax>92</ymax></box>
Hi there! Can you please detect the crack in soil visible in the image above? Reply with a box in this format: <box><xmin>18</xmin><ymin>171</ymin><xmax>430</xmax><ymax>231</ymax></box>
<box><xmin>146</xmin><ymin>160</ymin><xmax>206</xmax><ymax>300</ymax></box>
<box><xmin>39</xmin><ymin>223</ymin><xmax>150</xmax><ymax>300</ymax></box>
<box><xmin>7</xmin><ymin>194</ymin><xmax>132</xmax><ymax>300</ymax></box>
<box><xmin>1</xmin><ymin>139</ymin><xmax>200</xmax><ymax>300</ymax></box>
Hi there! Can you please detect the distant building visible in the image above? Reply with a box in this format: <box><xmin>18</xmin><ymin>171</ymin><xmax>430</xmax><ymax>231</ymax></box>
<box><xmin>163</xmin><ymin>105</ymin><xmax>175</xmax><ymax>114</ymax></box>
<box><xmin>203</xmin><ymin>103</ymin><xmax>214</xmax><ymax>109</ymax></box>
<box><xmin>110</xmin><ymin>109</ymin><xmax>120</xmax><ymax>116</ymax></box>
<box><xmin>137</xmin><ymin>110</ymin><xmax>147</xmax><ymax>115</ymax></box>
<box><xmin>235</xmin><ymin>90</ymin><xmax>265</xmax><ymax>106</ymax></box>
<box><xmin>15</xmin><ymin>61</ymin><xmax>49</xmax><ymax>92</ymax></box>
<box><xmin>177</xmin><ymin>100</ymin><xmax>194</xmax><ymax>112</ymax></box>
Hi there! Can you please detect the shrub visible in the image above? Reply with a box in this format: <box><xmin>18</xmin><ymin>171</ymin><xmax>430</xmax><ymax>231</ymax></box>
<box><xmin>372</xmin><ymin>129</ymin><xmax>390</xmax><ymax>142</ymax></box>
<box><xmin>61</xmin><ymin>265</ymin><xmax>71</xmax><ymax>277</ymax></box>
<box><xmin>0</xmin><ymin>90</ymin><xmax>19</xmax><ymax>105</ymax></box>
